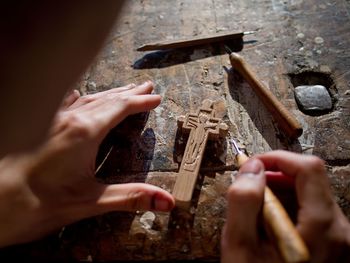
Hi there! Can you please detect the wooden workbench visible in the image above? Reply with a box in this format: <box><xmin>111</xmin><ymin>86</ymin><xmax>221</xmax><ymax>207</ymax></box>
<box><xmin>1</xmin><ymin>0</ymin><xmax>350</xmax><ymax>261</ymax></box>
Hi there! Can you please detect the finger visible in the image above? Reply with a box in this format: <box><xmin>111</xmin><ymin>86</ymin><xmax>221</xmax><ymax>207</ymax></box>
<box><xmin>255</xmin><ymin>151</ymin><xmax>333</xmax><ymax>211</ymax></box>
<box><xmin>255</xmin><ymin>150</ymin><xmax>323</xmax><ymax>177</ymax></box>
<box><xmin>51</xmin><ymin>93</ymin><xmax>161</xmax><ymax>144</ymax></box>
<box><xmin>116</xmin><ymin>80</ymin><xmax>154</xmax><ymax>96</ymax></box>
<box><xmin>224</xmin><ymin>158</ymin><xmax>265</xmax><ymax>245</ymax></box>
<box><xmin>265</xmin><ymin>171</ymin><xmax>295</xmax><ymax>190</ymax></box>
<box><xmin>97</xmin><ymin>81</ymin><xmax>154</xmax><ymax>97</ymax></box>
<box><xmin>83</xmin><ymin>93</ymin><xmax>161</xmax><ymax>139</ymax></box>
<box><xmin>91</xmin><ymin>81</ymin><xmax>153</xmax><ymax>98</ymax></box>
<box><xmin>90</xmin><ymin>83</ymin><xmax>138</xmax><ymax>96</ymax></box>
<box><xmin>61</xmin><ymin>89</ymin><xmax>80</xmax><ymax>109</ymax></box>
<box><xmin>67</xmin><ymin>83</ymin><xmax>137</xmax><ymax>109</ymax></box>
<box><xmin>68</xmin><ymin>81</ymin><xmax>154</xmax><ymax>110</ymax></box>
<box><xmin>104</xmin><ymin>83</ymin><xmax>137</xmax><ymax>93</ymax></box>
<box><xmin>94</xmin><ymin>183</ymin><xmax>175</xmax><ymax>212</ymax></box>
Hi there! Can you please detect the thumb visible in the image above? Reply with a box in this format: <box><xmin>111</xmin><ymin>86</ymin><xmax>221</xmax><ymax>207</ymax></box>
<box><xmin>224</xmin><ymin>158</ymin><xmax>265</xmax><ymax>245</ymax></box>
<box><xmin>93</xmin><ymin>183</ymin><xmax>175</xmax><ymax>213</ymax></box>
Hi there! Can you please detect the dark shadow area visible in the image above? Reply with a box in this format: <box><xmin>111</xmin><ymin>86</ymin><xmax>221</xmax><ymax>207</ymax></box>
<box><xmin>168</xmin><ymin>206</ymin><xmax>195</xmax><ymax>241</ymax></box>
<box><xmin>0</xmin><ymin>233</ymin><xmax>64</xmax><ymax>262</ymax></box>
<box><xmin>168</xmin><ymin>130</ymin><xmax>225</xmax><ymax>263</ymax></box>
<box><xmin>0</xmin><ymin>212</ymin><xmax>138</xmax><ymax>262</ymax></box>
<box><xmin>0</xmin><ymin>113</ymin><xmax>155</xmax><ymax>262</ymax></box>
<box><xmin>60</xmin><ymin>212</ymin><xmax>139</xmax><ymax>261</ymax></box>
<box><xmin>289</xmin><ymin>71</ymin><xmax>337</xmax><ymax>116</ymax></box>
<box><xmin>95</xmin><ymin>112</ymin><xmax>156</xmax><ymax>184</ymax></box>
<box><xmin>267</xmin><ymin>178</ymin><xmax>298</xmax><ymax>223</ymax></box>
<box><xmin>172</xmin><ymin>120</ymin><xmax>228</xmax><ymax>172</ymax></box>
<box><xmin>133</xmin><ymin>38</ymin><xmax>257</xmax><ymax>69</ymax></box>
<box><xmin>226</xmin><ymin>66</ymin><xmax>302</xmax><ymax>151</ymax></box>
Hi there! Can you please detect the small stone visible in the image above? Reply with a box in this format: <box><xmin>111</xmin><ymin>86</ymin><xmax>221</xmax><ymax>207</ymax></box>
<box><xmin>86</xmin><ymin>81</ymin><xmax>97</xmax><ymax>90</ymax></box>
<box><xmin>294</xmin><ymin>85</ymin><xmax>332</xmax><ymax>113</ymax></box>
<box><xmin>139</xmin><ymin>211</ymin><xmax>156</xmax><ymax>230</ymax></box>
<box><xmin>297</xmin><ymin>33</ymin><xmax>305</xmax><ymax>39</ymax></box>
<box><xmin>314</xmin><ymin>36</ymin><xmax>324</xmax><ymax>44</ymax></box>
<box><xmin>305</xmin><ymin>51</ymin><xmax>313</xmax><ymax>57</ymax></box>
<box><xmin>190</xmin><ymin>206</ymin><xmax>196</xmax><ymax>214</ymax></box>
<box><xmin>176</xmin><ymin>155</ymin><xmax>183</xmax><ymax>162</ymax></box>
<box><xmin>181</xmin><ymin>244</ymin><xmax>190</xmax><ymax>253</ymax></box>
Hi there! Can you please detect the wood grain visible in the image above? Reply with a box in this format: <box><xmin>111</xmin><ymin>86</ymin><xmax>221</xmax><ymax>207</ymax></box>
<box><xmin>173</xmin><ymin>99</ymin><xmax>228</xmax><ymax>209</ymax></box>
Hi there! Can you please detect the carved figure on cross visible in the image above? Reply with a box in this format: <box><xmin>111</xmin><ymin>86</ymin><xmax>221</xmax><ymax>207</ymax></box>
<box><xmin>183</xmin><ymin>113</ymin><xmax>223</xmax><ymax>171</ymax></box>
<box><xmin>173</xmin><ymin>99</ymin><xmax>228</xmax><ymax>209</ymax></box>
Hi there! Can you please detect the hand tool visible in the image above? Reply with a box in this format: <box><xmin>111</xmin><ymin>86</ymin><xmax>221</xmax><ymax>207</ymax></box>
<box><xmin>224</xmin><ymin>46</ymin><xmax>303</xmax><ymax>139</ymax></box>
<box><xmin>137</xmin><ymin>31</ymin><xmax>255</xmax><ymax>51</ymax></box>
<box><xmin>230</xmin><ymin>138</ymin><xmax>310</xmax><ymax>263</ymax></box>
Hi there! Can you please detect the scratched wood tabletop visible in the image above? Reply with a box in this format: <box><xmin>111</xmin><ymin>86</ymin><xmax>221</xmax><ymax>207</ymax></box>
<box><xmin>2</xmin><ymin>0</ymin><xmax>350</xmax><ymax>261</ymax></box>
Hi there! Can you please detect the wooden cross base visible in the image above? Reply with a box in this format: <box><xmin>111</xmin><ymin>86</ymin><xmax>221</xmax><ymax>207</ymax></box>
<box><xmin>172</xmin><ymin>99</ymin><xmax>228</xmax><ymax>209</ymax></box>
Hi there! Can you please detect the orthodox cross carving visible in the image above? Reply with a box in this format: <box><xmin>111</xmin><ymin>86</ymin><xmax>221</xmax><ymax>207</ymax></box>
<box><xmin>173</xmin><ymin>99</ymin><xmax>228</xmax><ymax>208</ymax></box>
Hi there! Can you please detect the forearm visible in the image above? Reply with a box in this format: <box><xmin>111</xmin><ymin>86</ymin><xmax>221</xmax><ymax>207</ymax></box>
<box><xmin>0</xmin><ymin>1</ymin><xmax>126</xmax><ymax>156</ymax></box>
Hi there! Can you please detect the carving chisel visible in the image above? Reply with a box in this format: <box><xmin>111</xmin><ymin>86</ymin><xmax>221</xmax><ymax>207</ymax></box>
<box><xmin>230</xmin><ymin>139</ymin><xmax>310</xmax><ymax>263</ymax></box>
<box><xmin>137</xmin><ymin>31</ymin><xmax>255</xmax><ymax>51</ymax></box>
<box><xmin>224</xmin><ymin>46</ymin><xmax>303</xmax><ymax>139</ymax></box>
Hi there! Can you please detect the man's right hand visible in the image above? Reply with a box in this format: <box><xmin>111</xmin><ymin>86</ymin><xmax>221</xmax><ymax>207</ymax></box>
<box><xmin>221</xmin><ymin>150</ymin><xmax>350</xmax><ymax>263</ymax></box>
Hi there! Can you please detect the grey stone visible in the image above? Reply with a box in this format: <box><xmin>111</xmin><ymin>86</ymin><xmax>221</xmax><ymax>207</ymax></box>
<box><xmin>294</xmin><ymin>85</ymin><xmax>332</xmax><ymax>112</ymax></box>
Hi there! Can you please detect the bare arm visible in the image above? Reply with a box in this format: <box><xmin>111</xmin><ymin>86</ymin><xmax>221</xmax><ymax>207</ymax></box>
<box><xmin>0</xmin><ymin>1</ymin><xmax>125</xmax><ymax>156</ymax></box>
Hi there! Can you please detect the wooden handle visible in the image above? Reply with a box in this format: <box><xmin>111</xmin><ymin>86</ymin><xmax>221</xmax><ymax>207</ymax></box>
<box><xmin>264</xmin><ymin>187</ymin><xmax>310</xmax><ymax>262</ymax></box>
<box><xmin>236</xmin><ymin>153</ymin><xmax>310</xmax><ymax>262</ymax></box>
<box><xmin>229</xmin><ymin>53</ymin><xmax>303</xmax><ymax>139</ymax></box>
<box><xmin>137</xmin><ymin>31</ymin><xmax>244</xmax><ymax>51</ymax></box>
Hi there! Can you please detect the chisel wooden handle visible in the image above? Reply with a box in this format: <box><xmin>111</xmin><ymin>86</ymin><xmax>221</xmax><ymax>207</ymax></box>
<box><xmin>228</xmin><ymin>52</ymin><xmax>303</xmax><ymax>139</ymax></box>
<box><xmin>236</xmin><ymin>153</ymin><xmax>310</xmax><ymax>263</ymax></box>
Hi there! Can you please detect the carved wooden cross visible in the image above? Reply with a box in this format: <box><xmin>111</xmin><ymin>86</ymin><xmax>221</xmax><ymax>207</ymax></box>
<box><xmin>173</xmin><ymin>99</ymin><xmax>228</xmax><ymax>208</ymax></box>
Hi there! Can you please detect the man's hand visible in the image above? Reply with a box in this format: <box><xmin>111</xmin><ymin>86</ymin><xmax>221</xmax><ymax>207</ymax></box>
<box><xmin>221</xmin><ymin>150</ymin><xmax>350</xmax><ymax>263</ymax></box>
<box><xmin>0</xmin><ymin>81</ymin><xmax>175</xmax><ymax>247</ymax></box>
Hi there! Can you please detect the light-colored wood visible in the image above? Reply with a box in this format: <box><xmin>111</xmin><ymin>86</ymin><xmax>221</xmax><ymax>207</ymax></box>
<box><xmin>136</xmin><ymin>30</ymin><xmax>246</xmax><ymax>51</ymax></box>
<box><xmin>173</xmin><ymin>99</ymin><xmax>228</xmax><ymax>209</ymax></box>
<box><xmin>235</xmin><ymin>151</ymin><xmax>310</xmax><ymax>263</ymax></box>
<box><xmin>264</xmin><ymin>187</ymin><xmax>310</xmax><ymax>263</ymax></box>
<box><xmin>228</xmin><ymin>52</ymin><xmax>303</xmax><ymax>139</ymax></box>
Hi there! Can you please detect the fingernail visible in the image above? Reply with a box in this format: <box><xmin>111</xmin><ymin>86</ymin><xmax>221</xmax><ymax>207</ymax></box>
<box><xmin>238</xmin><ymin>158</ymin><xmax>263</xmax><ymax>177</ymax></box>
<box><xmin>141</xmin><ymin>80</ymin><xmax>153</xmax><ymax>87</ymax></box>
<box><xmin>65</xmin><ymin>89</ymin><xmax>75</xmax><ymax>96</ymax></box>
<box><xmin>155</xmin><ymin>198</ymin><xmax>172</xmax><ymax>212</ymax></box>
<box><xmin>73</xmin><ymin>89</ymin><xmax>80</xmax><ymax>96</ymax></box>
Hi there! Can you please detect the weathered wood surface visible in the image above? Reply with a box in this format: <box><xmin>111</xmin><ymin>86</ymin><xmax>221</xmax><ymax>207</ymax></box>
<box><xmin>2</xmin><ymin>0</ymin><xmax>350</xmax><ymax>261</ymax></box>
